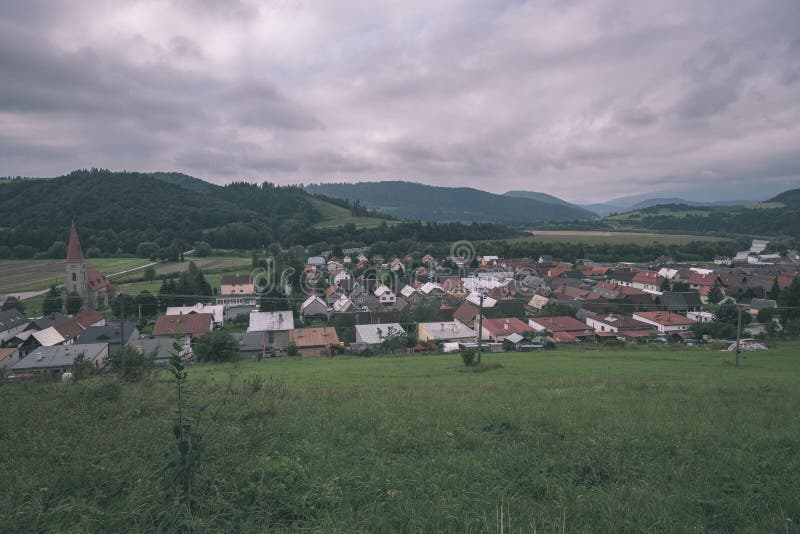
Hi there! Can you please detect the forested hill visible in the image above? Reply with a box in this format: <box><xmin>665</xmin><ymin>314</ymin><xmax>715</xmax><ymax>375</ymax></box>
<box><xmin>601</xmin><ymin>200</ymin><xmax>800</xmax><ymax>240</ymax></box>
<box><xmin>304</xmin><ymin>181</ymin><xmax>596</xmax><ymax>223</ymax></box>
<box><xmin>0</xmin><ymin>169</ymin><xmax>519</xmax><ymax>257</ymax></box>
<box><xmin>769</xmin><ymin>188</ymin><xmax>800</xmax><ymax>206</ymax></box>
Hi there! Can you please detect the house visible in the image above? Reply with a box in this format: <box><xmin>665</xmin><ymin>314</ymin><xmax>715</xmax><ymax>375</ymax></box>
<box><xmin>749</xmin><ymin>298</ymin><xmax>777</xmax><ymax>317</ymax></box>
<box><xmin>217</xmin><ymin>275</ymin><xmax>259</xmax><ymax>307</ymax></box>
<box><xmin>300</xmin><ymin>295</ymin><xmax>328</xmax><ymax>319</ymax></box>
<box><xmin>631</xmin><ymin>271</ymin><xmax>665</xmax><ymax>293</ymax></box>
<box><xmin>32</xmin><ymin>318</ymin><xmax>85</xmax><ymax>348</ymax></box>
<box><xmin>526</xmin><ymin>294</ymin><xmax>550</xmax><ymax>312</ymax></box>
<box><xmin>466</xmin><ymin>292</ymin><xmax>497</xmax><ymax>308</ymax></box>
<box><xmin>417</xmin><ymin>321</ymin><xmax>476</xmax><ymax>343</ymax></box>
<box><xmin>129</xmin><ymin>337</ymin><xmax>190</xmax><ymax>367</ymax></box>
<box><xmin>332</xmin><ymin>294</ymin><xmax>356</xmax><ymax>313</ymax></box>
<box><xmin>247</xmin><ymin>311</ymin><xmax>294</xmax><ymax>333</ymax></box>
<box><xmin>453</xmin><ymin>302</ymin><xmax>481</xmax><ymax>328</ymax></box>
<box><xmin>714</xmin><ymin>256</ymin><xmax>733</xmax><ymax>266</ymax></box>
<box><xmin>307</xmin><ymin>256</ymin><xmax>326</xmax><ymax>268</ymax></box>
<box><xmin>584</xmin><ymin>312</ymin><xmax>656</xmax><ymax>340</ymax></box>
<box><xmin>152</xmin><ymin>313</ymin><xmax>213</xmax><ymax>342</ymax></box>
<box><xmin>167</xmin><ymin>303</ymin><xmax>225</xmax><ymax>328</ymax></box>
<box><xmin>289</xmin><ymin>327</ymin><xmax>340</xmax><ymax>356</ymax></box>
<box><xmin>65</xmin><ymin>225</ymin><xmax>117</xmax><ymax>309</ymax></box>
<box><xmin>75</xmin><ymin>321</ymin><xmax>139</xmax><ymax>354</ymax></box>
<box><xmin>687</xmin><ymin>311</ymin><xmax>715</xmax><ymax>323</ymax></box>
<box><xmin>0</xmin><ymin>309</ymin><xmax>29</xmax><ymax>343</ymax></box>
<box><xmin>632</xmin><ymin>311</ymin><xmax>694</xmax><ymax>334</ymax></box>
<box><xmin>10</xmin><ymin>343</ymin><xmax>109</xmax><ymax>379</ymax></box>
<box><xmin>233</xmin><ymin>330</ymin><xmax>289</xmax><ymax>359</ymax></box>
<box><xmin>373</xmin><ymin>283</ymin><xmax>397</xmax><ymax>304</ymax></box>
<box><xmin>418</xmin><ymin>282</ymin><xmax>445</xmax><ymax>298</ymax></box>
<box><xmin>606</xmin><ymin>269</ymin><xmax>636</xmax><ymax>287</ymax></box>
<box><xmin>687</xmin><ymin>271</ymin><xmax>720</xmax><ymax>292</ymax></box>
<box><xmin>528</xmin><ymin>316</ymin><xmax>595</xmax><ymax>343</ymax></box>
<box><xmin>74</xmin><ymin>309</ymin><xmax>105</xmax><ymax>328</ymax></box>
<box><xmin>0</xmin><ymin>347</ymin><xmax>21</xmax><ymax>372</ymax></box>
<box><xmin>657</xmin><ymin>292</ymin><xmax>703</xmax><ymax>314</ymax></box>
<box><xmin>478</xmin><ymin>317</ymin><xmax>535</xmax><ymax>342</ymax></box>
<box><xmin>355</xmin><ymin>323</ymin><xmax>406</xmax><ymax>347</ymax></box>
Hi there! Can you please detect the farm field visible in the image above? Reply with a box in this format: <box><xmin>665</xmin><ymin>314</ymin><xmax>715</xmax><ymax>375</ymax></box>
<box><xmin>0</xmin><ymin>257</ymin><xmax>151</xmax><ymax>293</ymax></box>
<box><xmin>309</xmin><ymin>197</ymin><xmax>392</xmax><ymax>229</ymax></box>
<box><xmin>524</xmin><ymin>230</ymin><xmax>733</xmax><ymax>246</ymax></box>
<box><xmin>2</xmin><ymin>345</ymin><xmax>798</xmax><ymax>531</ymax></box>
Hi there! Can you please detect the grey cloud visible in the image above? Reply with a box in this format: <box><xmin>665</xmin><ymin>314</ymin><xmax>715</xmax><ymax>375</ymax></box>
<box><xmin>0</xmin><ymin>0</ymin><xmax>799</xmax><ymax>201</ymax></box>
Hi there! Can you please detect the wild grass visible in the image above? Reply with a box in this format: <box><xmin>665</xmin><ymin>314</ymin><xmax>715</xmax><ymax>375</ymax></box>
<box><xmin>1</xmin><ymin>345</ymin><xmax>799</xmax><ymax>531</ymax></box>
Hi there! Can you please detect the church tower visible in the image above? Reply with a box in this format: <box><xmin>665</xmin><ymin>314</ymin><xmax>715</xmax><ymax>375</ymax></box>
<box><xmin>66</xmin><ymin>224</ymin><xmax>89</xmax><ymax>306</ymax></box>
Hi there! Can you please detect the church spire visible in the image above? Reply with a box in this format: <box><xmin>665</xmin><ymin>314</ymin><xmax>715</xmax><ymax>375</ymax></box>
<box><xmin>67</xmin><ymin>223</ymin><xmax>85</xmax><ymax>263</ymax></box>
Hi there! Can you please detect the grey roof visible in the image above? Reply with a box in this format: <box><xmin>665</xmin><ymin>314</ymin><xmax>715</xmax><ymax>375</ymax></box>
<box><xmin>750</xmin><ymin>298</ymin><xmax>777</xmax><ymax>310</ymax></box>
<box><xmin>419</xmin><ymin>321</ymin><xmax>476</xmax><ymax>340</ymax></box>
<box><xmin>75</xmin><ymin>321</ymin><xmax>138</xmax><ymax>345</ymax></box>
<box><xmin>233</xmin><ymin>331</ymin><xmax>290</xmax><ymax>352</ymax></box>
<box><xmin>658</xmin><ymin>292</ymin><xmax>702</xmax><ymax>311</ymax></box>
<box><xmin>12</xmin><ymin>343</ymin><xmax>107</xmax><ymax>371</ymax></box>
<box><xmin>130</xmin><ymin>338</ymin><xmax>176</xmax><ymax>361</ymax></box>
<box><xmin>0</xmin><ymin>309</ymin><xmax>29</xmax><ymax>332</ymax></box>
<box><xmin>247</xmin><ymin>311</ymin><xmax>294</xmax><ymax>332</ymax></box>
<box><xmin>28</xmin><ymin>312</ymin><xmax>71</xmax><ymax>331</ymax></box>
<box><xmin>355</xmin><ymin>323</ymin><xmax>406</xmax><ymax>345</ymax></box>
<box><xmin>608</xmin><ymin>270</ymin><xmax>636</xmax><ymax>283</ymax></box>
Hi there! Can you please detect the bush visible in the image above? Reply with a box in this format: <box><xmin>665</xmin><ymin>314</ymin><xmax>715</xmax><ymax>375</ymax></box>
<box><xmin>460</xmin><ymin>347</ymin><xmax>476</xmax><ymax>367</ymax></box>
<box><xmin>193</xmin><ymin>331</ymin><xmax>239</xmax><ymax>363</ymax></box>
<box><xmin>107</xmin><ymin>347</ymin><xmax>155</xmax><ymax>382</ymax></box>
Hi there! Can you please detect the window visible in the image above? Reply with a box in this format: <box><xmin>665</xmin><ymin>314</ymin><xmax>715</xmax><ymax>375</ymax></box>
<box><xmin>72</xmin><ymin>273</ymin><xmax>76</xmax><ymax>282</ymax></box>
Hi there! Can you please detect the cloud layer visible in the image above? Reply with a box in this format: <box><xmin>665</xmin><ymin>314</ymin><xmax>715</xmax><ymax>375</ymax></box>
<box><xmin>1</xmin><ymin>0</ymin><xmax>799</xmax><ymax>201</ymax></box>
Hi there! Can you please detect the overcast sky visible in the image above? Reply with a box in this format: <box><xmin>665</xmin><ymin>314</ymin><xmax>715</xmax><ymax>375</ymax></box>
<box><xmin>1</xmin><ymin>0</ymin><xmax>799</xmax><ymax>202</ymax></box>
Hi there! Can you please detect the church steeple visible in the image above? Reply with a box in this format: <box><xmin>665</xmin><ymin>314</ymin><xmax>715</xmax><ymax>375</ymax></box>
<box><xmin>67</xmin><ymin>223</ymin><xmax>85</xmax><ymax>263</ymax></box>
<box><xmin>66</xmin><ymin>224</ymin><xmax>88</xmax><ymax>308</ymax></box>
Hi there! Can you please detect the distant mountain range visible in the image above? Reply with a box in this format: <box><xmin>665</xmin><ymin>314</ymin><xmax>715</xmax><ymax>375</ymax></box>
<box><xmin>304</xmin><ymin>181</ymin><xmax>596</xmax><ymax>223</ymax></box>
<box><xmin>583</xmin><ymin>196</ymin><xmax>757</xmax><ymax>216</ymax></box>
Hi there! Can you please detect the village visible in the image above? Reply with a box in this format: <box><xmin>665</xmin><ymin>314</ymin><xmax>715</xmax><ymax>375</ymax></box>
<box><xmin>0</xmin><ymin>226</ymin><xmax>797</xmax><ymax>380</ymax></box>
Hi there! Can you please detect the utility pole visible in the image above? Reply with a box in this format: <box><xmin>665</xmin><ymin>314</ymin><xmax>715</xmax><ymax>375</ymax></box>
<box><xmin>120</xmin><ymin>295</ymin><xmax>126</xmax><ymax>376</ymax></box>
<box><xmin>477</xmin><ymin>291</ymin><xmax>485</xmax><ymax>365</ymax></box>
<box><xmin>735</xmin><ymin>304</ymin><xmax>742</xmax><ymax>368</ymax></box>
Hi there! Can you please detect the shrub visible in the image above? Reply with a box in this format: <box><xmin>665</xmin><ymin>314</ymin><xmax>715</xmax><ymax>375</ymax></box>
<box><xmin>193</xmin><ymin>331</ymin><xmax>239</xmax><ymax>363</ymax></box>
<box><xmin>460</xmin><ymin>347</ymin><xmax>476</xmax><ymax>367</ymax></box>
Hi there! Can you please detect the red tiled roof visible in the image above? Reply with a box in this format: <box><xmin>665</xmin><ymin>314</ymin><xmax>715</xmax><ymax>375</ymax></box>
<box><xmin>552</xmin><ymin>331</ymin><xmax>580</xmax><ymax>343</ymax></box>
<box><xmin>632</xmin><ymin>271</ymin><xmax>665</xmax><ymax>285</ymax></box>
<box><xmin>531</xmin><ymin>316</ymin><xmax>592</xmax><ymax>333</ymax></box>
<box><xmin>687</xmin><ymin>272</ymin><xmax>719</xmax><ymax>286</ymax></box>
<box><xmin>67</xmin><ymin>225</ymin><xmax>85</xmax><ymax>263</ymax></box>
<box><xmin>453</xmin><ymin>302</ymin><xmax>479</xmax><ymax>325</ymax></box>
<box><xmin>289</xmin><ymin>327</ymin><xmax>340</xmax><ymax>348</ymax></box>
<box><xmin>634</xmin><ymin>311</ymin><xmax>694</xmax><ymax>326</ymax></box>
<box><xmin>74</xmin><ymin>309</ymin><xmax>104</xmax><ymax>328</ymax></box>
<box><xmin>619</xmin><ymin>329</ymin><xmax>658</xmax><ymax>339</ymax></box>
<box><xmin>481</xmin><ymin>317</ymin><xmax>534</xmax><ymax>337</ymax></box>
<box><xmin>87</xmin><ymin>268</ymin><xmax>112</xmax><ymax>290</ymax></box>
<box><xmin>153</xmin><ymin>313</ymin><xmax>213</xmax><ymax>338</ymax></box>
<box><xmin>54</xmin><ymin>319</ymin><xmax>84</xmax><ymax>341</ymax></box>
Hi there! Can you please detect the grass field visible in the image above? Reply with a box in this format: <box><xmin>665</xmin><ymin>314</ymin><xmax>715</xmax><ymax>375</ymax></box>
<box><xmin>0</xmin><ymin>258</ymin><xmax>151</xmax><ymax>293</ymax></box>
<box><xmin>524</xmin><ymin>230</ymin><xmax>732</xmax><ymax>246</ymax></box>
<box><xmin>309</xmin><ymin>197</ymin><xmax>392</xmax><ymax>229</ymax></box>
<box><xmin>2</xmin><ymin>345</ymin><xmax>798</xmax><ymax>531</ymax></box>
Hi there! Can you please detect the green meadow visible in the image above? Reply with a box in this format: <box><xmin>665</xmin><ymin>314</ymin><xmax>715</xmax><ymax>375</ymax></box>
<box><xmin>2</xmin><ymin>345</ymin><xmax>799</xmax><ymax>532</ymax></box>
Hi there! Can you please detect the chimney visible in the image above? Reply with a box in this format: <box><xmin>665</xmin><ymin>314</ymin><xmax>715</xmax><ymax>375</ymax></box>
<box><xmin>452</xmin><ymin>324</ymin><xmax>457</xmax><ymax>333</ymax></box>
<box><xmin>440</xmin><ymin>323</ymin><xmax>445</xmax><ymax>331</ymax></box>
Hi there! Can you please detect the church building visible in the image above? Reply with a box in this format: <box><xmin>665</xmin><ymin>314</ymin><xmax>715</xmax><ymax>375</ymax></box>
<box><xmin>66</xmin><ymin>225</ymin><xmax>117</xmax><ymax>310</ymax></box>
